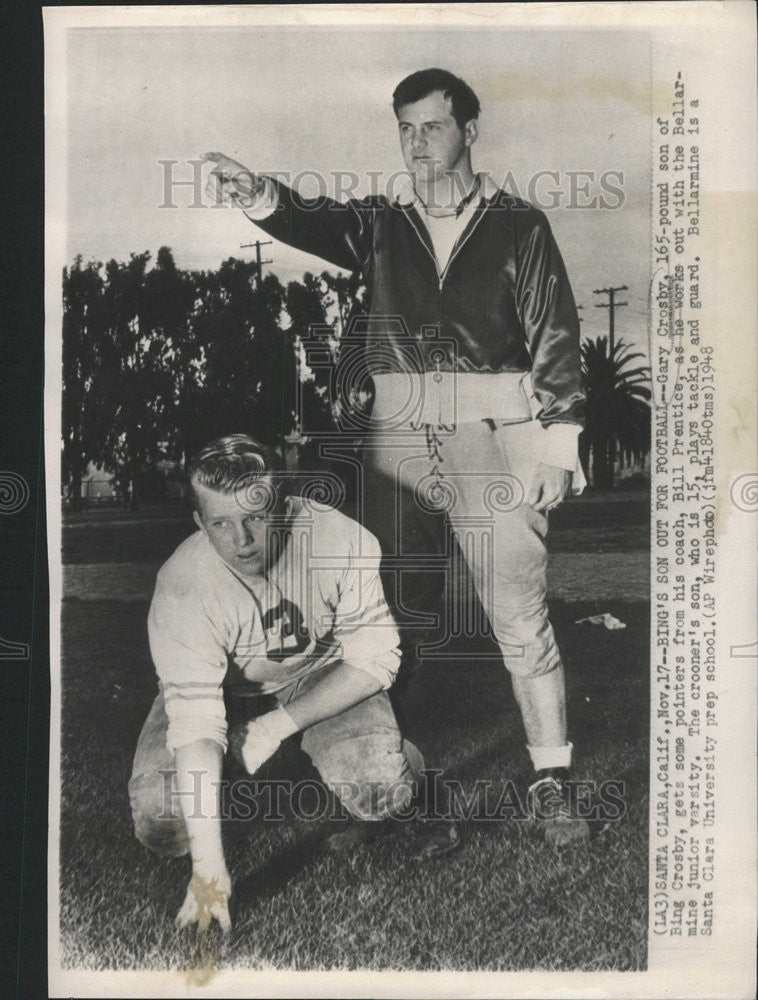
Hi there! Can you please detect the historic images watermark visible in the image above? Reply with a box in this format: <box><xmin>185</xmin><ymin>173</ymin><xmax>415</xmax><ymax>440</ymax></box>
<box><xmin>157</xmin><ymin>769</ymin><xmax>628</xmax><ymax>825</ymax></box>
<box><xmin>157</xmin><ymin>160</ymin><xmax>627</xmax><ymax>212</ymax></box>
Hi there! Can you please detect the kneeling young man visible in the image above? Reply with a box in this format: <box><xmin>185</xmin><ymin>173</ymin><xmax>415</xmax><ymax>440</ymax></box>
<box><xmin>129</xmin><ymin>435</ymin><xmax>454</xmax><ymax>933</ymax></box>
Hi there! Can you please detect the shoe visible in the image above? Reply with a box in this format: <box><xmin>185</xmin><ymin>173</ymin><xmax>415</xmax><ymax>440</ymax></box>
<box><xmin>396</xmin><ymin>764</ymin><xmax>462</xmax><ymax>859</ymax></box>
<box><xmin>323</xmin><ymin>818</ymin><xmax>390</xmax><ymax>854</ymax></box>
<box><xmin>399</xmin><ymin>817</ymin><xmax>461</xmax><ymax>860</ymax></box>
<box><xmin>323</xmin><ymin>815</ymin><xmax>461</xmax><ymax>859</ymax></box>
<box><xmin>527</xmin><ymin>767</ymin><xmax>590</xmax><ymax>846</ymax></box>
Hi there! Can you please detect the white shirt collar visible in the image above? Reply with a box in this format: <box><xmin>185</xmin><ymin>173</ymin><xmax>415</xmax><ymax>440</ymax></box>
<box><xmin>394</xmin><ymin>172</ymin><xmax>500</xmax><ymax>208</ymax></box>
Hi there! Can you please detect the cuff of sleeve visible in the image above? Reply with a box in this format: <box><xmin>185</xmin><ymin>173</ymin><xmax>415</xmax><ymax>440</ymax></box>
<box><xmin>340</xmin><ymin>651</ymin><xmax>399</xmax><ymax>691</ymax></box>
<box><xmin>541</xmin><ymin>423</ymin><xmax>581</xmax><ymax>471</ymax></box>
<box><xmin>242</xmin><ymin>175</ymin><xmax>279</xmax><ymax>220</ymax></box>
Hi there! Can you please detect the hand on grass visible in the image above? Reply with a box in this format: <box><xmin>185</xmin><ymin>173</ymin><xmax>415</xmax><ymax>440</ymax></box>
<box><xmin>176</xmin><ymin>867</ymin><xmax>232</xmax><ymax>934</ymax></box>
<box><xmin>527</xmin><ymin>463</ymin><xmax>572</xmax><ymax>512</ymax></box>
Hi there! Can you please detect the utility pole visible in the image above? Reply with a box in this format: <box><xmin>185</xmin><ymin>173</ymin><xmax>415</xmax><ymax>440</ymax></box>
<box><xmin>592</xmin><ymin>285</ymin><xmax>628</xmax><ymax>355</ymax></box>
<box><xmin>240</xmin><ymin>239</ymin><xmax>273</xmax><ymax>286</ymax></box>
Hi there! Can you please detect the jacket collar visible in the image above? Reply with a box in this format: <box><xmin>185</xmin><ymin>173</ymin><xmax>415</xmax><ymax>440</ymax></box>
<box><xmin>393</xmin><ymin>172</ymin><xmax>500</xmax><ymax>209</ymax></box>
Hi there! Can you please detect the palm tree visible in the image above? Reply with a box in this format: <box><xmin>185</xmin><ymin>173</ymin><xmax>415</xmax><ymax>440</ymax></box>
<box><xmin>579</xmin><ymin>336</ymin><xmax>651</xmax><ymax>488</ymax></box>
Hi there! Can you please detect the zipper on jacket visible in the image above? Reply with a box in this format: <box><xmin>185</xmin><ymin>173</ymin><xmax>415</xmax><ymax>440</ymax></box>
<box><xmin>439</xmin><ymin>204</ymin><xmax>489</xmax><ymax>285</ymax></box>
<box><xmin>402</xmin><ymin>207</ymin><xmax>443</xmax><ymax>287</ymax></box>
<box><xmin>403</xmin><ymin>201</ymin><xmax>491</xmax><ymax>290</ymax></box>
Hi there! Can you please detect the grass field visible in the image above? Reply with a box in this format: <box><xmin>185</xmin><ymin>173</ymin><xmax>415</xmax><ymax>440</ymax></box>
<box><xmin>57</xmin><ymin>493</ymin><xmax>650</xmax><ymax>972</ymax></box>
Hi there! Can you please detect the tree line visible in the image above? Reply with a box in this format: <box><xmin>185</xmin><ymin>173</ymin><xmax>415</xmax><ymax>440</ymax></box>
<box><xmin>62</xmin><ymin>247</ymin><xmax>649</xmax><ymax>508</ymax></box>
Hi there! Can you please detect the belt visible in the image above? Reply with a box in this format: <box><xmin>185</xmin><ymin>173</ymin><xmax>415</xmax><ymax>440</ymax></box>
<box><xmin>371</xmin><ymin>371</ymin><xmax>540</xmax><ymax>428</ymax></box>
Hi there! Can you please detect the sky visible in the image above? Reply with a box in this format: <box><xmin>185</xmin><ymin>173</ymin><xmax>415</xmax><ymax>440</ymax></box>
<box><xmin>64</xmin><ymin>25</ymin><xmax>652</xmax><ymax>351</ymax></box>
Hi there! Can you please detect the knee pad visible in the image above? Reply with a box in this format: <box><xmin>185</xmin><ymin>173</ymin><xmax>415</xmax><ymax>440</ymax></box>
<box><xmin>314</xmin><ymin>733</ymin><xmax>415</xmax><ymax>821</ymax></box>
<box><xmin>128</xmin><ymin>770</ymin><xmax>190</xmax><ymax>858</ymax></box>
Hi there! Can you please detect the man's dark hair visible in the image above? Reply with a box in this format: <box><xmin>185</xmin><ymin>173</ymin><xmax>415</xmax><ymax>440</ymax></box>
<box><xmin>393</xmin><ymin>69</ymin><xmax>481</xmax><ymax>128</ymax></box>
<box><xmin>186</xmin><ymin>433</ymin><xmax>284</xmax><ymax>513</ymax></box>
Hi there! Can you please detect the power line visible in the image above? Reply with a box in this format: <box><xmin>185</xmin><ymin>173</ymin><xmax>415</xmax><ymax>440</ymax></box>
<box><xmin>592</xmin><ymin>285</ymin><xmax>628</xmax><ymax>355</ymax></box>
<box><xmin>240</xmin><ymin>239</ymin><xmax>273</xmax><ymax>286</ymax></box>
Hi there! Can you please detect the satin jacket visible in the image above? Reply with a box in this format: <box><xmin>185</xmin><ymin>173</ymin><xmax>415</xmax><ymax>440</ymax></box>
<box><xmin>253</xmin><ymin>177</ymin><xmax>585</xmax><ymax>428</ymax></box>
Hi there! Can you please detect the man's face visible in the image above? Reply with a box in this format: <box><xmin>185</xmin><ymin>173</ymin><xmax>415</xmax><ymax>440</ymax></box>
<box><xmin>396</xmin><ymin>90</ymin><xmax>476</xmax><ymax>184</ymax></box>
<box><xmin>192</xmin><ymin>478</ymin><xmax>281</xmax><ymax>578</ymax></box>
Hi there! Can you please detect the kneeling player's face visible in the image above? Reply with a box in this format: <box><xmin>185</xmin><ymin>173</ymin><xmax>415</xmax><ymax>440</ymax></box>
<box><xmin>193</xmin><ymin>478</ymin><xmax>280</xmax><ymax>578</ymax></box>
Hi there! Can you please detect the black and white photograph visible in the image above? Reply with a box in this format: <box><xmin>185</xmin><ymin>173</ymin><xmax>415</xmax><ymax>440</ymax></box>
<box><xmin>43</xmin><ymin>5</ymin><xmax>756</xmax><ymax>998</ymax></box>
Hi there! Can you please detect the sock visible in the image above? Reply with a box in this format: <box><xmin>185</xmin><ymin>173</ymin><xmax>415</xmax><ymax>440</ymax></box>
<box><xmin>528</xmin><ymin>741</ymin><xmax>573</xmax><ymax>772</ymax></box>
<box><xmin>265</xmin><ymin>705</ymin><xmax>299</xmax><ymax>741</ymax></box>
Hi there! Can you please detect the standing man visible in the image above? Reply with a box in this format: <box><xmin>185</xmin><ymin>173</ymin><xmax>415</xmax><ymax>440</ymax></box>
<box><xmin>204</xmin><ymin>68</ymin><xmax>589</xmax><ymax>843</ymax></box>
<box><xmin>129</xmin><ymin>435</ymin><xmax>456</xmax><ymax>934</ymax></box>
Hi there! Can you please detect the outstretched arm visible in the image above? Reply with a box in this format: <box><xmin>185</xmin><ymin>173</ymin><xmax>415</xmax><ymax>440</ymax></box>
<box><xmin>203</xmin><ymin>151</ymin><xmax>374</xmax><ymax>273</ymax></box>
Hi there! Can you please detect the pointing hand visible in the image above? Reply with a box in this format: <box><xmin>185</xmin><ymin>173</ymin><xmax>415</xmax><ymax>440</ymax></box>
<box><xmin>201</xmin><ymin>151</ymin><xmax>265</xmax><ymax>209</ymax></box>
